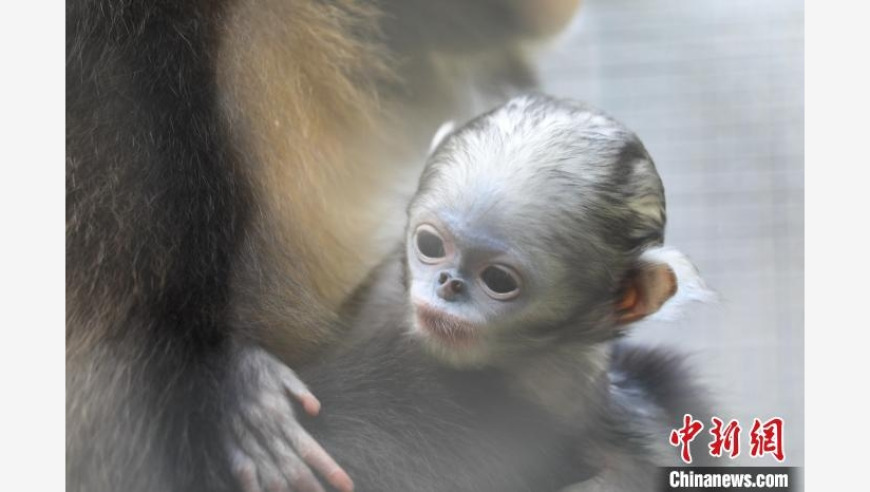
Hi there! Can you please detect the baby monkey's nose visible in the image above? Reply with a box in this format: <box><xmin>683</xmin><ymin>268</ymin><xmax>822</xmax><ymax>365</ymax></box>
<box><xmin>437</xmin><ymin>271</ymin><xmax>465</xmax><ymax>300</ymax></box>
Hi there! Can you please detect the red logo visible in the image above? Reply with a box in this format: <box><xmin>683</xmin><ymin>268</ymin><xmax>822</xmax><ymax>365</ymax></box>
<box><xmin>669</xmin><ymin>414</ymin><xmax>704</xmax><ymax>464</ymax></box>
<box><xmin>708</xmin><ymin>417</ymin><xmax>741</xmax><ymax>459</ymax></box>
<box><xmin>669</xmin><ymin>415</ymin><xmax>785</xmax><ymax>463</ymax></box>
<box><xmin>749</xmin><ymin>417</ymin><xmax>785</xmax><ymax>462</ymax></box>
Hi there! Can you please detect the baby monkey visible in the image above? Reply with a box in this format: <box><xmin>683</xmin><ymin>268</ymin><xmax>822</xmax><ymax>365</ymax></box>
<box><xmin>404</xmin><ymin>94</ymin><xmax>707</xmax><ymax>371</ymax></box>
<box><xmin>299</xmin><ymin>94</ymin><xmax>712</xmax><ymax>492</ymax></box>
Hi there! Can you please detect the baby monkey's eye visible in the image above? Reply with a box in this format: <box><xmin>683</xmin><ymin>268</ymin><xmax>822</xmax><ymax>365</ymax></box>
<box><xmin>479</xmin><ymin>265</ymin><xmax>521</xmax><ymax>300</ymax></box>
<box><xmin>414</xmin><ymin>225</ymin><xmax>447</xmax><ymax>262</ymax></box>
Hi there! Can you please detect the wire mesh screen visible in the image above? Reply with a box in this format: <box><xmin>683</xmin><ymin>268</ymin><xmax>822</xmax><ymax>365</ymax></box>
<box><xmin>538</xmin><ymin>0</ymin><xmax>804</xmax><ymax>465</ymax></box>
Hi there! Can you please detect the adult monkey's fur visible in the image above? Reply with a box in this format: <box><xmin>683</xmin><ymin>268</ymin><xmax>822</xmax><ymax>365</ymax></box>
<box><xmin>66</xmin><ymin>1</ymin><xmax>581</xmax><ymax>491</ymax></box>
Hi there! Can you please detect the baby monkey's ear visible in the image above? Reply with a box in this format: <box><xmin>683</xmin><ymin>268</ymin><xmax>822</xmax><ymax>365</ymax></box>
<box><xmin>616</xmin><ymin>247</ymin><xmax>716</xmax><ymax>324</ymax></box>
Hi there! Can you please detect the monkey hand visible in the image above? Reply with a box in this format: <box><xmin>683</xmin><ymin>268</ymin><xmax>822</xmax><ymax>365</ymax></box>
<box><xmin>226</xmin><ymin>346</ymin><xmax>353</xmax><ymax>492</ymax></box>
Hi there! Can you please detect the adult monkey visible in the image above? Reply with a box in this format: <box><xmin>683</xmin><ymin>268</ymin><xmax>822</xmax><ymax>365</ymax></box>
<box><xmin>66</xmin><ymin>1</ymin><xmax>582</xmax><ymax>492</ymax></box>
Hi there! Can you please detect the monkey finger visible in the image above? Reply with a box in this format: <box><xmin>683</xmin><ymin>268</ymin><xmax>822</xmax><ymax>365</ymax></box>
<box><xmin>285</xmin><ymin>423</ymin><xmax>354</xmax><ymax>492</ymax></box>
<box><xmin>228</xmin><ymin>449</ymin><xmax>264</xmax><ymax>492</ymax></box>
<box><xmin>257</xmin><ymin>460</ymin><xmax>294</xmax><ymax>492</ymax></box>
<box><xmin>234</xmin><ymin>433</ymin><xmax>298</xmax><ymax>492</ymax></box>
<box><xmin>270</xmin><ymin>439</ymin><xmax>327</xmax><ymax>492</ymax></box>
<box><xmin>278</xmin><ymin>368</ymin><xmax>321</xmax><ymax>416</ymax></box>
<box><xmin>229</xmin><ymin>415</ymin><xmax>292</xmax><ymax>492</ymax></box>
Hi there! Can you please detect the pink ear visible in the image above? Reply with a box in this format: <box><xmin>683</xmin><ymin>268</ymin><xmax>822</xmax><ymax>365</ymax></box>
<box><xmin>616</xmin><ymin>263</ymin><xmax>677</xmax><ymax>324</ymax></box>
<box><xmin>639</xmin><ymin>246</ymin><xmax>716</xmax><ymax>322</ymax></box>
<box><xmin>616</xmin><ymin>246</ymin><xmax>715</xmax><ymax>324</ymax></box>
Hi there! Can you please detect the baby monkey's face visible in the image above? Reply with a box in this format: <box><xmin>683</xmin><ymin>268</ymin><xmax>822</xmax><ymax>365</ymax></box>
<box><xmin>403</xmin><ymin>94</ymin><xmax>669</xmax><ymax>367</ymax></box>
<box><xmin>405</xmin><ymin>211</ymin><xmax>573</xmax><ymax>368</ymax></box>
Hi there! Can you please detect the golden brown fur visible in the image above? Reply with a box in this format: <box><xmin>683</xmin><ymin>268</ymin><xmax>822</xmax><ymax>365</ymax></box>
<box><xmin>217</xmin><ymin>0</ymin><xmax>582</xmax><ymax>363</ymax></box>
<box><xmin>217</xmin><ymin>0</ymin><xmax>399</xmax><ymax>362</ymax></box>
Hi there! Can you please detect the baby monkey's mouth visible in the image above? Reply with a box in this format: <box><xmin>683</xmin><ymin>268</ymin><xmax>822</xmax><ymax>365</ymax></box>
<box><xmin>413</xmin><ymin>303</ymin><xmax>479</xmax><ymax>348</ymax></box>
